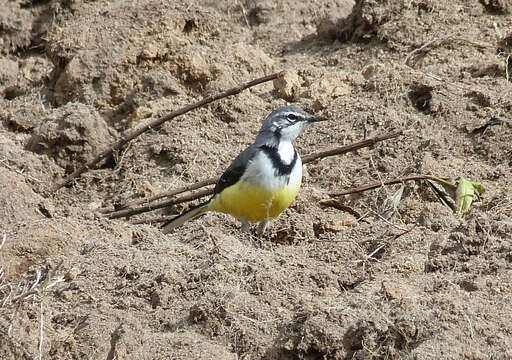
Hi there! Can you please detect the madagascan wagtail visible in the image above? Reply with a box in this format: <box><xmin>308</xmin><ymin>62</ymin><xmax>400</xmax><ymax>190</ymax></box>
<box><xmin>162</xmin><ymin>105</ymin><xmax>327</xmax><ymax>235</ymax></box>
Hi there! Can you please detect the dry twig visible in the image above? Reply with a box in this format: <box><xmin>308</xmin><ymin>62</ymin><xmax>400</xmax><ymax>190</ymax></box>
<box><xmin>301</xmin><ymin>130</ymin><xmax>403</xmax><ymax>163</ymax></box>
<box><xmin>329</xmin><ymin>174</ymin><xmax>436</xmax><ymax>197</ymax></box>
<box><xmin>366</xmin><ymin>226</ymin><xmax>415</xmax><ymax>259</ymax></box>
<box><xmin>100</xmin><ymin>176</ymin><xmax>217</xmax><ymax>213</ymax></box>
<box><xmin>108</xmin><ymin>188</ymin><xmax>212</xmax><ymax>219</ymax></box>
<box><xmin>51</xmin><ymin>71</ymin><xmax>284</xmax><ymax>192</ymax></box>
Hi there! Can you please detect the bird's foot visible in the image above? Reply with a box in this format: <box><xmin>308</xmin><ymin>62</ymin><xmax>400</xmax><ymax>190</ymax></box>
<box><xmin>249</xmin><ymin>234</ymin><xmax>262</xmax><ymax>248</ymax></box>
<box><xmin>257</xmin><ymin>220</ymin><xmax>269</xmax><ymax>236</ymax></box>
<box><xmin>241</xmin><ymin>217</ymin><xmax>250</xmax><ymax>233</ymax></box>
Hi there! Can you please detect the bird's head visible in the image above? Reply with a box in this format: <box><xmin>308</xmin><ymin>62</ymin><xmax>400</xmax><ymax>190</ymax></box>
<box><xmin>259</xmin><ymin>106</ymin><xmax>327</xmax><ymax>142</ymax></box>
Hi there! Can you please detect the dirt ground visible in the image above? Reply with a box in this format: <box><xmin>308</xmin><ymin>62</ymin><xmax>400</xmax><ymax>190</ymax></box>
<box><xmin>1</xmin><ymin>0</ymin><xmax>512</xmax><ymax>359</ymax></box>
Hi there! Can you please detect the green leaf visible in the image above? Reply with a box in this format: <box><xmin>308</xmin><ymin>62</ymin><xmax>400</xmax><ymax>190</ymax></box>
<box><xmin>470</xmin><ymin>181</ymin><xmax>485</xmax><ymax>196</ymax></box>
<box><xmin>428</xmin><ymin>176</ymin><xmax>485</xmax><ymax>213</ymax></box>
<box><xmin>455</xmin><ymin>177</ymin><xmax>485</xmax><ymax>213</ymax></box>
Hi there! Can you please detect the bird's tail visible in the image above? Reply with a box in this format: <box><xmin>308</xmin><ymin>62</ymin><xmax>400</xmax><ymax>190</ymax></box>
<box><xmin>161</xmin><ymin>201</ymin><xmax>210</xmax><ymax>234</ymax></box>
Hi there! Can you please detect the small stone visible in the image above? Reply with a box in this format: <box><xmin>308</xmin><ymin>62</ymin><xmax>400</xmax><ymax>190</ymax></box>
<box><xmin>273</xmin><ymin>70</ymin><xmax>301</xmax><ymax>101</ymax></box>
<box><xmin>459</xmin><ymin>279</ymin><xmax>479</xmax><ymax>292</ymax></box>
<box><xmin>362</xmin><ymin>63</ymin><xmax>384</xmax><ymax>80</ymax></box>
<box><xmin>127</xmin><ymin>105</ymin><xmax>152</xmax><ymax>125</ymax></box>
<box><xmin>491</xmin><ymin>287</ymin><xmax>501</xmax><ymax>295</ymax></box>
<box><xmin>59</xmin><ymin>289</ymin><xmax>73</xmax><ymax>301</ymax></box>
<box><xmin>65</xmin><ymin>267</ymin><xmax>81</xmax><ymax>281</ymax></box>
<box><xmin>174</xmin><ymin>46</ymin><xmax>212</xmax><ymax>85</ymax></box>
<box><xmin>88</xmin><ymin>201</ymin><xmax>101</xmax><ymax>210</ymax></box>
<box><xmin>141</xmin><ymin>43</ymin><xmax>159</xmax><ymax>59</ymax></box>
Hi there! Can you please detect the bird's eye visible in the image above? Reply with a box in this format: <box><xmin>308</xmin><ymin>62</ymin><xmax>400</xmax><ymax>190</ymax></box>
<box><xmin>287</xmin><ymin>113</ymin><xmax>298</xmax><ymax>122</ymax></box>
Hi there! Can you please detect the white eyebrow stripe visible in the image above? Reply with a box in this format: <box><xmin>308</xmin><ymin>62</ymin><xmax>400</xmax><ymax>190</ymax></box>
<box><xmin>283</xmin><ymin>112</ymin><xmax>305</xmax><ymax>119</ymax></box>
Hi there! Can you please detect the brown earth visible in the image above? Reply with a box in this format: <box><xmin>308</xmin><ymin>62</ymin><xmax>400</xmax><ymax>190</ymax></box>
<box><xmin>1</xmin><ymin>0</ymin><xmax>512</xmax><ymax>359</ymax></box>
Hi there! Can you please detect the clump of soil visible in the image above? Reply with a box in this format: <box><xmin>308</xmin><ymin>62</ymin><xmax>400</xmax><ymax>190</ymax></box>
<box><xmin>27</xmin><ymin>103</ymin><xmax>116</xmax><ymax>172</ymax></box>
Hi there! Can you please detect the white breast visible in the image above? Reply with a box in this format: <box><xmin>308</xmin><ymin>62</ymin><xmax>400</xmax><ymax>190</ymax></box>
<box><xmin>241</xmin><ymin>152</ymin><xmax>280</xmax><ymax>187</ymax></box>
<box><xmin>288</xmin><ymin>155</ymin><xmax>302</xmax><ymax>190</ymax></box>
<box><xmin>241</xmin><ymin>146</ymin><xmax>302</xmax><ymax>190</ymax></box>
<box><xmin>278</xmin><ymin>141</ymin><xmax>295</xmax><ymax>164</ymax></box>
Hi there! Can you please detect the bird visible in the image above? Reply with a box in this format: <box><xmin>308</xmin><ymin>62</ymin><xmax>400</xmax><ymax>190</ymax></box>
<box><xmin>162</xmin><ymin>105</ymin><xmax>327</xmax><ymax>235</ymax></box>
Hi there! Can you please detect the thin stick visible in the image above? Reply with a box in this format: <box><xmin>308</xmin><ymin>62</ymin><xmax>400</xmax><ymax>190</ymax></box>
<box><xmin>105</xmin><ymin>130</ymin><xmax>404</xmax><ymax>219</ymax></box>
<box><xmin>302</xmin><ymin>130</ymin><xmax>403</xmax><ymax>163</ymax></box>
<box><xmin>364</xmin><ymin>206</ymin><xmax>409</xmax><ymax>232</ymax></box>
<box><xmin>0</xmin><ymin>158</ymin><xmax>42</xmax><ymax>184</ymax></box>
<box><xmin>131</xmin><ymin>216</ymin><xmax>172</xmax><ymax>225</ymax></box>
<box><xmin>99</xmin><ymin>176</ymin><xmax>217</xmax><ymax>213</ymax></box>
<box><xmin>51</xmin><ymin>71</ymin><xmax>284</xmax><ymax>192</ymax></box>
<box><xmin>367</xmin><ymin>226</ymin><xmax>415</xmax><ymax>259</ymax></box>
<box><xmin>329</xmin><ymin>174</ymin><xmax>436</xmax><ymax>197</ymax></box>
<box><xmin>107</xmin><ymin>188</ymin><xmax>213</xmax><ymax>219</ymax></box>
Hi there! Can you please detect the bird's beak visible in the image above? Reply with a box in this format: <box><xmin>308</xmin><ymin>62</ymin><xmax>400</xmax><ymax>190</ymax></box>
<box><xmin>307</xmin><ymin>115</ymin><xmax>328</xmax><ymax>123</ymax></box>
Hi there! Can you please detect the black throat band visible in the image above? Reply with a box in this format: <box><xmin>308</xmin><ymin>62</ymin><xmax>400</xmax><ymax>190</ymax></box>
<box><xmin>259</xmin><ymin>144</ymin><xmax>298</xmax><ymax>177</ymax></box>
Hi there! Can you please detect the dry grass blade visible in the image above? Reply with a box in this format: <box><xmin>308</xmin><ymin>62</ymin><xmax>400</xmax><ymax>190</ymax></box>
<box><xmin>368</xmin><ymin>226</ymin><xmax>415</xmax><ymax>259</ymax></box>
<box><xmin>0</xmin><ymin>233</ymin><xmax>6</xmax><ymax>283</ymax></box>
<box><xmin>405</xmin><ymin>36</ymin><xmax>491</xmax><ymax>67</ymax></box>
<box><xmin>38</xmin><ymin>301</ymin><xmax>43</xmax><ymax>360</ymax></box>
<box><xmin>1</xmin><ymin>259</ymin><xmax>64</xmax><ymax>359</ymax></box>
<box><xmin>0</xmin><ymin>233</ymin><xmax>6</xmax><ymax>251</ymax></box>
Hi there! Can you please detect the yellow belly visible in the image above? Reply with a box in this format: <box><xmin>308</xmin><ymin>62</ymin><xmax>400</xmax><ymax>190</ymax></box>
<box><xmin>207</xmin><ymin>180</ymin><xmax>301</xmax><ymax>222</ymax></box>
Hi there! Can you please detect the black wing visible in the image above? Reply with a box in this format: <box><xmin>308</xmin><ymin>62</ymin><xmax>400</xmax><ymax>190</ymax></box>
<box><xmin>213</xmin><ymin>146</ymin><xmax>256</xmax><ymax>196</ymax></box>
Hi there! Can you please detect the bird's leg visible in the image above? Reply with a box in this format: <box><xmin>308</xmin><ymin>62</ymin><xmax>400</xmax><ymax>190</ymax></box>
<box><xmin>257</xmin><ymin>220</ymin><xmax>269</xmax><ymax>235</ymax></box>
<box><xmin>241</xmin><ymin>217</ymin><xmax>250</xmax><ymax>233</ymax></box>
<box><xmin>250</xmin><ymin>235</ymin><xmax>262</xmax><ymax>248</ymax></box>
<box><xmin>240</xmin><ymin>217</ymin><xmax>261</xmax><ymax>247</ymax></box>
